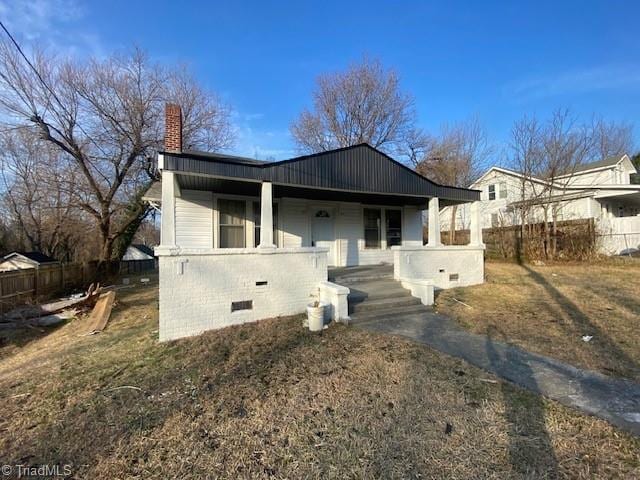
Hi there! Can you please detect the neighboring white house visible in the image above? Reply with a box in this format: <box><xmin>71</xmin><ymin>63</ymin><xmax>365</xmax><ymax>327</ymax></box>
<box><xmin>122</xmin><ymin>244</ymin><xmax>155</xmax><ymax>261</ymax></box>
<box><xmin>0</xmin><ymin>252</ymin><xmax>59</xmax><ymax>272</ymax></box>
<box><xmin>440</xmin><ymin>154</ymin><xmax>640</xmax><ymax>255</ymax></box>
<box><xmin>147</xmin><ymin>104</ymin><xmax>486</xmax><ymax>341</ymax></box>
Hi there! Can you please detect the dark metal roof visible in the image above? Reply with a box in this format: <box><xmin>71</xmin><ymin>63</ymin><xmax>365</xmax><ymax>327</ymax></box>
<box><xmin>2</xmin><ymin>251</ymin><xmax>58</xmax><ymax>264</ymax></box>
<box><xmin>161</xmin><ymin>144</ymin><xmax>480</xmax><ymax>203</ymax></box>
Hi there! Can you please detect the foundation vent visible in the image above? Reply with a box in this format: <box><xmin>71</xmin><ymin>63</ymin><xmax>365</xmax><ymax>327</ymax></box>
<box><xmin>231</xmin><ymin>300</ymin><xmax>253</xmax><ymax>312</ymax></box>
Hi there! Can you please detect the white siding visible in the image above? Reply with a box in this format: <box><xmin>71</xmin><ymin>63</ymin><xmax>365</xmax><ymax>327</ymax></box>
<box><xmin>403</xmin><ymin>206</ymin><xmax>424</xmax><ymax>246</ymax></box>
<box><xmin>175</xmin><ymin>190</ymin><xmax>213</xmax><ymax>248</ymax></box>
<box><xmin>336</xmin><ymin>203</ymin><xmax>361</xmax><ymax>266</ymax></box>
<box><xmin>280</xmin><ymin>198</ymin><xmax>308</xmax><ymax>247</ymax></box>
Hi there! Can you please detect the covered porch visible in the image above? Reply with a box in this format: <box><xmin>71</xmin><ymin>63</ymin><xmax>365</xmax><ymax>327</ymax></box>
<box><xmin>152</xmin><ymin>144</ymin><xmax>484</xmax><ymax>340</ymax></box>
<box><xmin>154</xmin><ymin>166</ymin><xmax>485</xmax><ymax>268</ymax></box>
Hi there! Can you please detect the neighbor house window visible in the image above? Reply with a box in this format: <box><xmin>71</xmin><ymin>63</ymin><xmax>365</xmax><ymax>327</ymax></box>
<box><xmin>253</xmin><ymin>201</ymin><xmax>278</xmax><ymax>247</ymax></box>
<box><xmin>219</xmin><ymin>199</ymin><xmax>246</xmax><ymax>248</ymax></box>
<box><xmin>488</xmin><ymin>184</ymin><xmax>496</xmax><ymax>200</ymax></box>
<box><xmin>491</xmin><ymin>213</ymin><xmax>499</xmax><ymax>227</ymax></box>
<box><xmin>363</xmin><ymin>208</ymin><xmax>381</xmax><ymax>248</ymax></box>
<box><xmin>499</xmin><ymin>182</ymin><xmax>507</xmax><ymax>199</ymax></box>
<box><xmin>385</xmin><ymin>209</ymin><xmax>402</xmax><ymax>248</ymax></box>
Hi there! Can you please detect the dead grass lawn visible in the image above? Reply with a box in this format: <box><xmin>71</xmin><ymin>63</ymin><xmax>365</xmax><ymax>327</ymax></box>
<box><xmin>0</xmin><ymin>279</ymin><xmax>638</xmax><ymax>479</ymax></box>
<box><xmin>436</xmin><ymin>259</ymin><xmax>640</xmax><ymax>382</ymax></box>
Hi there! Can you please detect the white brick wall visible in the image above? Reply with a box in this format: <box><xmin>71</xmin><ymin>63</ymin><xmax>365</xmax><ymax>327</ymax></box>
<box><xmin>157</xmin><ymin>247</ymin><xmax>328</xmax><ymax>341</ymax></box>
<box><xmin>393</xmin><ymin>246</ymin><xmax>485</xmax><ymax>289</ymax></box>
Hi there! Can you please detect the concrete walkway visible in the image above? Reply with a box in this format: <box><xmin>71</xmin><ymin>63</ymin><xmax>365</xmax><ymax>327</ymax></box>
<box><xmin>355</xmin><ymin>311</ymin><xmax>640</xmax><ymax>436</ymax></box>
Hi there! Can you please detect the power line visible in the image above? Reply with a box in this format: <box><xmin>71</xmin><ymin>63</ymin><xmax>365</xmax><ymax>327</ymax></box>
<box><xmin>0</xmin><ymin>20</ymin><xmax>109</xmax><ymax>157</ymax></box>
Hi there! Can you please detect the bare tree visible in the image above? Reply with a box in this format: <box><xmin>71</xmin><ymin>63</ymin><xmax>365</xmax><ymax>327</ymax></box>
<box><xmin>591</xmin><ymin>116</ymin><xmax>634</xmax><ymax>160</ymax></box>
<box><xmin>0</xmin><ymin>42</ymin><xmax>234</xmax><ymax>261</ymax></box>
<box><xmin>540</xmin><ymin>110</ymin><xmax>594</xmax><ymax>256</ymax></box>
<box><xmin>509</xmin><ymin>110</ymin><xmax>596</xmax><ymax>259</ymax></box>
<box><xmin>0</xmin><ymin>128</ymin><xmax>88</xmax><ymax>261</ymax></box>
<box><xmin>415</xmin><ymin>118</ymin><xmax>491</xmax><ymax>242</ymax></box>
<box><xmin>291</xmin><ymin>57</ymin><xmax>415</xmax><ymax>154</ymax></box>
<box><xmin>509</xmin><ymin>115</ymin><xmax>544</xmax><ymax>254</ymax></box>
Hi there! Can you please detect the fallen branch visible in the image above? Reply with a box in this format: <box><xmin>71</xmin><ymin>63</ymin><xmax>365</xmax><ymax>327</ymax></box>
<box><xmin>478</xmin><ymin>378</ymin><xmax>499</xmax><ymax>384</ymax></box>
<box><xmin>102</xmin><ymin>385</ymin><xmax>143</xmax><ymax>393</ymax></box>
<box><xmin>2</xmin><ymin>284</ymin><xmax>101</xmax><ymax>322</ymax></box>
<box><xmin>9</xmin><ymin>392</ymin><xmax>31</xmax><ymax>399</ymax></box>
<box><xmin>452</xmin><ymin>298</ymin><xmax>472</xmax><ymax>309</ymax></box>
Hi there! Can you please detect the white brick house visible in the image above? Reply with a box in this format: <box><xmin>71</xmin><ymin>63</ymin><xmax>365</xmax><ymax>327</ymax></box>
<box><xmin>148</xmin><ymin>104</ymin><xmax>485</xmax><ymax>341</ymax></box>
<box><xmin>440</xmin><ymin>155</ymin><xmax>640</xmax><ymax>254</ymax></box>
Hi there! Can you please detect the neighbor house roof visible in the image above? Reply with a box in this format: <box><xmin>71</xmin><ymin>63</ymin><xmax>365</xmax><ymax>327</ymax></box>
<box><xmin>130</xmin><ymin>244</ymin><xmax>155</xmax><ymax>257</ymax></box>
<box><xmin>574</xmin><ymin>154</ymin><xmax>626</xmax><ymax>173</ymax></box>
<box><xmin>157</xmin><ymin>143</ymin><xmax>480</xmax><ymax>205</ymax></box>
<box><xmin>1</xmin><ymin>251</ymin><xmax>58</xmax><ymax>265</ymax></box>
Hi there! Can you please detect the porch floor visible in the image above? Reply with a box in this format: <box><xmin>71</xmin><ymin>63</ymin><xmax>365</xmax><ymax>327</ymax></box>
<box><xmin>328</xmin><ymin>263</ymin><xmax>393</xmax><ymax>284</ymax></box>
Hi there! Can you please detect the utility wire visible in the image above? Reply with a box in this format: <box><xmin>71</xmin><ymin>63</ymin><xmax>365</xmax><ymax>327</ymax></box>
<box><xmin>0</xmin><ymin>19</ymin><xmax>110</xmax><ymax>158</ymax></box>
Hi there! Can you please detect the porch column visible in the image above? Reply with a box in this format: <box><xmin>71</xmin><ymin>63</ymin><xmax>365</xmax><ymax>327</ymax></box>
<box><xmin>427</xmin><ymin>197</ymin><xmax>441</xmax><ymax>246</ymax></box>
<box><xmin>469</xmin><ymin>201</ymin><xmax>484</xmax><ymax>246</ymax></box>
<box><xmin>258</xmin><ymin>181</ymin><xmax>275</xmax><ymax>248</ymax></box>
<box><xmin>160</xmin><ymin>170</ymin><xmax>180</xmax><ymax>247</ymax></box>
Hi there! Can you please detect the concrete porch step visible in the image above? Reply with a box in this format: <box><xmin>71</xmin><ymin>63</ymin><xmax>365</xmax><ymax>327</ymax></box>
<box><xmin>347</xmin><ymin>281</ymin><xmax>408</xmax><ymax>302</ymax></box>
<box><xmin>331</xmin><ymin>272</ymin><xmax>394</xmax><ymax>285</ymax></box>
<box><xmin>328</xmin><ymin>264</ymin><xmax>394</xmax><ymax>285</ymax></box>
<box><xmin>349</xmin><ymin>295</ymin><xmax>421</xmax><ymax>314</ymax></box>
<box><xmin>350</xmin><ymin>304</ymin><xmax>430</xmax><ymax>324</ymax></box>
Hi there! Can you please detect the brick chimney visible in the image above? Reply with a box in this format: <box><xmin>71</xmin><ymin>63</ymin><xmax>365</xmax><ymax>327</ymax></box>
<box><xmin>164</xmin><ymin>103</ymin><xmax>182</xmax><ymax>152</ymax></box>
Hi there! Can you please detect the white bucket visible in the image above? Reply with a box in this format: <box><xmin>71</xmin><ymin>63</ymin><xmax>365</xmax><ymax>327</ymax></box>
<box><xmin>306</xmin><ymin>303</ymin><xmax>326</xmax><ymax>332</ymax></box>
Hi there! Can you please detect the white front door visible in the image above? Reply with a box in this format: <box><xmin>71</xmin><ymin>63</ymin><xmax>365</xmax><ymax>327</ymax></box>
<box><xmin>311</xmin><ymin>210</ymin><xmax>336</xmax><ymax>265</ymax></box>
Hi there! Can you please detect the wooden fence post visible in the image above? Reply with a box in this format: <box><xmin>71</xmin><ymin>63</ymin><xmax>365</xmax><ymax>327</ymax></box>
<box><xmin>34</xmin><ymin>267</ymin><xmax>39</xmax><ymax>300</ymax></box>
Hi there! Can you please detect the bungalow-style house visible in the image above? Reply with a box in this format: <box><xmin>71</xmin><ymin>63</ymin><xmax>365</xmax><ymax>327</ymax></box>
<box><xmin>440</xmin><ymin>154</ymin><xmax>640</xmax><ymax>254</ymax></box>
<box><xmin>0</xmin><ymin>251</ymin><xmax>59</xmax><ymax>272</ymax></box>
<box><xmin>149</xmin><ymin>104</ymin><xmax>485</xmax><ymax>341</ymax></box>
<box><xmin>122</xmin><ymin>244</ymin><xmax>155</xmax><ymax>261</ymax></box>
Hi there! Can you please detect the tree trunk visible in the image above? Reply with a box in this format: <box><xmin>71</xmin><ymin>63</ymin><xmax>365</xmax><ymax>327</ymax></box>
<box><xmin>542</xmin><ymin>207</ymin><xmax>550</xmax><ymax>260</ymax></box>
<box><xmin>551</xmin><ymin>206</ymin><xmax>558</xmax><ymax>259</ymax></box>
<box><xmin>449</xmin><ymin>205</ymin><xmax>458</xmax><ymax>244</ymax></box>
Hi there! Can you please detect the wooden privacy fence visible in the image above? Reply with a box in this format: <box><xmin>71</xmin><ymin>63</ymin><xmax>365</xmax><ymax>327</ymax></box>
<box><xmin>432</xmin><ymin>219</ymin><xmax>597</xmax><ymax>261</ymax></box>
<box><xmin>0</xmin><ymin>259</ymin><xmax>157</xmax><ymax>315</ymax></box>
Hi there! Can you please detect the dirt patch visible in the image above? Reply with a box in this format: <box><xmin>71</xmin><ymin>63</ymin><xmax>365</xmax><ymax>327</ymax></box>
<box><xmin>0</xmin><ymin>280</ymin><xmax>638</xmax><ymax>479</ymax></box>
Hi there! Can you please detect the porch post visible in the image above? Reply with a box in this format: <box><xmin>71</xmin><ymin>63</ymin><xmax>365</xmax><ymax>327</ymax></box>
<box><xmin>258</xmin><ymin>181</ymin><xmax>275</xmax><ymax>248</ymax></box>
<box><xmin>427</xmin><ymin>197</ymin><xmax>441</xmax><ymax>246</ymax></box>
<box><xmin>160</xmin><ymin>170</ymin><xmax>179</xmax><ymax>247</ymax></box>
<box><xmin>469</xmin><ymin>201</ymin><xmax>484</xmax><ymax>246</ymax></box>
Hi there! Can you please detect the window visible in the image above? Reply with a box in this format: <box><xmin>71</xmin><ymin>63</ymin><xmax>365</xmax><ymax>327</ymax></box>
<box><xmin>253</xmin><ymin>201</ymin><xmax>278</xmax><ymax>247</ymax></box>
<box><xmin>385</xmin><ymin>209</ymin><xmax>402</xmax><ymax>248</ymax></box>
<box><xmin>363</xmin><ymin>208</ymin><xmax>381</xmax><ymax>248</ymax></box>
<box><xmin>219</xmin><ymin>199</ymin><xmax>246</xmax><ymax>248</ymax></box>
<box><xmin>488</xmin><ymin>184</ymin><xmax>496</xmax><ymax>201</ymax></box>
<box><xmin>491</xmin><ymin>213</ymin><xmax>499</xmax><ymax>227</ymax></box>
<box><xmin>499</xmin><ymin>182</ymin><xmax>507</xmax><ymax>199</ymax></box>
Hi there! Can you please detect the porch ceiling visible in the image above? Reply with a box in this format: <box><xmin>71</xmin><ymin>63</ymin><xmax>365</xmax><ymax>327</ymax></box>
<box><xmin>175</xmin><ymin>174</ymin><xmax>466</xmax><ymax>207</ymax></box>
<box><xmin>595</xmin><ymin>191</ymin><xmax>640</xmax><ymax>207</ymax></box>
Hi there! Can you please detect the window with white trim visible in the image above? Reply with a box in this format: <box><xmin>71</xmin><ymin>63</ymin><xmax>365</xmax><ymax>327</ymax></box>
<box><xmin>219</xmin><ymin>199</ymin><xmax>246</xmax><ymax>248</ymax></box>
<box><xmin>488</xmin><ymin>184</ymin><xmax>496</xmax><ymax>200</ymax></box>
<box><xmin>363</xmin><ymin>208</ymin><xmax>381</xmax><ymax>248</ymax></box>
<box><xmin>385</xmin><ymin>209</ymin><xmax>402</xmax><ymax>248</ymax></box>
<box><xmin>499</xmin><ymin>182</ymin><xmax>507</xmax><ymax>199</ymax></box>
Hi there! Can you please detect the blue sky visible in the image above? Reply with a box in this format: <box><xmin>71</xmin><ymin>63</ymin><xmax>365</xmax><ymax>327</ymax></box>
<box><xmin>2</xmin><ymin>0</ymin><xmax>639</xmax><ymax>160</ymax></box>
